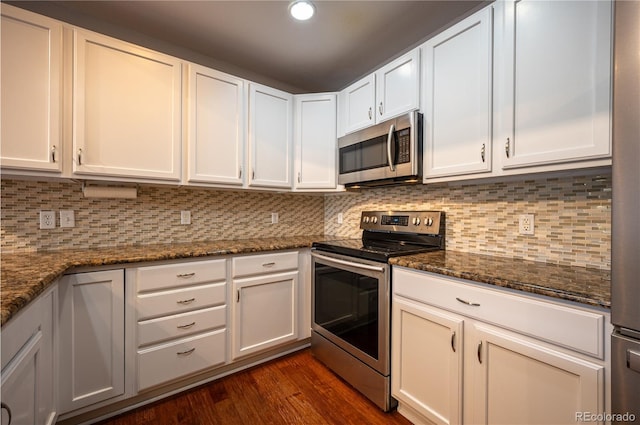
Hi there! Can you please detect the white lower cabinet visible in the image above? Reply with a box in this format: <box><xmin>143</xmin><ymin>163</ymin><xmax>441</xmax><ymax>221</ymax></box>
<box><xmin>58</xmin><ymin>270</ymin><xmax>125</xmax><ymax>414</ymax></box>
<box><xmin>134</xmin><ymin>259</ymin><xmax>227</xmax><ymax>392</ymax></box>
<box><xmin>232</xmin><ymin>252</ymin><xmax>299</xmax><ymax>359</ymax></box>
<box><xmin>392</xmin><ymin>267</ymin><xmax>607</xmax><ymax>425</ymax></box>
<box><xmin>1</xmin><ymin>286</ymin><xmax>57</xmax><ymax>425</ymax></box>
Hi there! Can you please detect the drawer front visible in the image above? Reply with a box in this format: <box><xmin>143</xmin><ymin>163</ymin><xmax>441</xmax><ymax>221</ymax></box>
<box><xmin>137</xmin><ymin>329</ymin><xmax>226</xmax><ymax>391</ymax></box>
<box><xmin>232</xmin><ymin>251</ymin><xmax>298</xmax><ymax>278</ymax></box>
<box><xmin>136</xmin><ymin>259</ymin><xmax>226</xmax><ymax>292</ymax></box>
<box><xmin>393</xmin><ymin>267</ymin><xmax>605</xmax><ymax>358</ymax></box>
<box><xmin>137</xmin><ymin>282</ymin><xmax>226</xmax><ymax>320</ymax></box>
<box><xmin>138</xmin><ymin>305</ymin><xmax>226</xmax><ymax>347</ymax></box>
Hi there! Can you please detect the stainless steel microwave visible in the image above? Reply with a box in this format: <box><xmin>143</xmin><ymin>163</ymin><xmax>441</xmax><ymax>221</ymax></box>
<box><xmin>338</xmin><ymin>111</ymin><xmax>422</xmax><ymax>187</ymax></box>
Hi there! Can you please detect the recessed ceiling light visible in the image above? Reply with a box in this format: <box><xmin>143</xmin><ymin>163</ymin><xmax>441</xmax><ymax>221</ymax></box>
<box><xmin>289</xmin><ymin>0</ymin><xmax>315</xmax><ymax>21</ymax></box>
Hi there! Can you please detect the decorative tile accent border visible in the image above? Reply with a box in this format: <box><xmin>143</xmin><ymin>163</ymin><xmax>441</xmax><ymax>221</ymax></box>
<box><xmin>1</xmin><ymin>179</ymin><xmax>325</xmax><ymax>252</ymax></box>
<box><xmin>324</xmin><ymin>174</ymin><xmax>611</xmax><ymax>270</ymax></box>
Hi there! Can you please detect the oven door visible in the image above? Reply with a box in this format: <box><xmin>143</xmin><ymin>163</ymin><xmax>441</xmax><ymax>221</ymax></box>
<box><xmin>311</xmin><ymin>250</ymin><xmax>390</xmax><ymax>375</ymax></box>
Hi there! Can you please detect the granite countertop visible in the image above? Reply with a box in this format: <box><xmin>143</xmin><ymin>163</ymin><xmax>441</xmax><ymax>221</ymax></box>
<box><xmin>389</xmin><ymin>250</ymin><xmax>611</xmax><ymax>309</ymax></box>
<box><xmin>2</xmin><ymin>238</ymin><xmax>611</xmax><ymax>327</ymax></box>
<box><xmin>1</xmin><ymin>235</ymin><xmax>328</xmax><ymax>327</ymax></box>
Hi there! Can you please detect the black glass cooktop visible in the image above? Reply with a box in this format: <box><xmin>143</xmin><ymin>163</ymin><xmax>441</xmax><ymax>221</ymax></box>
<box><xmin>312</xmin><ymin>238</ymin><xmax>439</xmax><ymax>262</ymax></box>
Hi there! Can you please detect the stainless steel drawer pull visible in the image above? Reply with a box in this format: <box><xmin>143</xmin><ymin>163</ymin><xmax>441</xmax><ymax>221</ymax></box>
<box><xmin>177</xmin><ymin>347</ymin><xmax>196</xmax><ymax>356</ymax></box>
<box><xmin>505</xmin><ymin>138</ymin><xmax>511</xmax><ymax>158</ymax></box>
<box><xmin>177</xmin><ymin>322</ymin><xmax>196</xmax><ymax>329</ymax></box>
<box><xmin>368</xmin><ymin>107</ymin><xmax>372</xmax><ymax>120</ymax></box>
<box><xmin>477</xmin><ymin>341</ymin><xmax>483</xmax><ymax>364</ymax></box>
<box><xmin>177</xmin><ymin>298</ymin><xmax>195</xmax><ymax>305</ymax></box>
<box><xmin>456</xmin><ymin>297</ymin><xmax>480</xmax><ymax>307</ymax></box>
<box><xmin>262</xmin><ymin>262</ymin><xmax>276</xmax><ymax>267</ymax></box>
<box><xmin>481</xmin><ymin>143</ymin><xmax>486</xmax><ymax>162</ymax></box>
<box><xmin>451</xmin><ymin>332</ymin><xmax>456</xmax><ymax>353</ymax></box>
<box><xmin>177</xmin><ymin>272</ymin><xmax>195</xmax><ymax>278</ymax></box>
<box><xmin>51</xmin><ymin>145</ymin><xmax>57</xmax><ymax>163</ymax></box>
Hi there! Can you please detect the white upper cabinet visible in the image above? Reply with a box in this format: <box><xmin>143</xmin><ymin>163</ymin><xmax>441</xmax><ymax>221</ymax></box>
<box><xmin>1</xmin><ymin>5</ymin><xmax>63</xmax><ymax>173</ymax></box>
<box><xmin>376</xmin><ymin>49</ymin><xmax>420</xmax><ymax>122</ymax></box>
<box><xmin>495</xmin><ymin>0</ymin><xmax>612</xmax><ymax>169</ymax></box>
<box><xmin>293</xmin><ymin>94</ymin><xmax>337</xmax><ymax>190</ymax></box>
<box><xmin>187</xmin><ymin>64</ymin><xmax>245</xmax><ymax>186</ymax></box>
<box><xmin>73</xmin><ymin>29</ymin><xmax>182</xmax><ymax>182</ymax></box>
<box><xmin>341</xmin><ymin>74</ymin><xmax>376</xmax><ymax>134</ymax></box>
<box><xmin>248</xmin><ymin>83</ymin><xmax>293</xmax><ymax>189</ymax></box>
<box><xmin>340</xmin><ymin>49</ymin><xmax>420</xmax><ymax>134</ymax></box>
<box><xmin>422</xmin><ymin>6</ymin><xmax>493</xmax><ymax>179</ymax></box>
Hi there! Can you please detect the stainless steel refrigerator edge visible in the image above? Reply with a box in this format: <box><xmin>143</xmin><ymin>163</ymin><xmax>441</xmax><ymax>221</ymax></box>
<box><xmin>611</xmin><ymin>0</ymin><xmax>640</xmax><ymax>419</ymax></box>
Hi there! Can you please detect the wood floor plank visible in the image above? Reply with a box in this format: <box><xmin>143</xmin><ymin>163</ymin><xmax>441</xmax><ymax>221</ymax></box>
<box><xmin>97</xmin><ymin>349</ymin><xmax>412</xmax><ymax>425</ymax></box>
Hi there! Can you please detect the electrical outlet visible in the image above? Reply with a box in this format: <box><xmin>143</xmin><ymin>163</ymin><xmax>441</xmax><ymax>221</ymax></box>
<box><xmin>519</xmin><ymin>214</ymin><xmax>535</xmax><ymax>235</ymax></box>
<box><xmin>39</xmin><ymin>211</ymin><xmax>56</xmax><ymax>229</ymax></box>
<box><xmin>271</xmin><ymin>212</ymin><xmax>279</xmax><ymax>224</ymax></box>
<box><xmin>60</xmin><ymin>210</ymin><xmax>75</xmax><ymax>228</ymax></box>
<box><xmin>337</xmin><ymin>213</ymin><xmax>343</xmax><ymax>224</ymax></box>
<box><xmin>181</xmin><ymin>211</ymin><xmax>191</xmax><ymax>225</ymax></box>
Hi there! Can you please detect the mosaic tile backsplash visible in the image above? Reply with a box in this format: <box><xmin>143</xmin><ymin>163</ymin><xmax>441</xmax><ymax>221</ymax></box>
<box><xmin>2</xmin><ymin>173</ymin><xmax>611</xmax><ymax>269</ymax></box>
<box><xmin>324</xmin><ymin>174</ymin><xmax>611</xmax><ymax>270</ymax></box>
<box><xmin>1</xmin><ymin>179</ymin><xmax>325</xmax><ymax>252</ymax></box>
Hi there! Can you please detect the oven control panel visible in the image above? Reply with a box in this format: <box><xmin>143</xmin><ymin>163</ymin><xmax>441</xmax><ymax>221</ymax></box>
<box><xmin>360</xmin><ymin>211</ymin><xmax>444</xmax><ymax>235</ymax></box>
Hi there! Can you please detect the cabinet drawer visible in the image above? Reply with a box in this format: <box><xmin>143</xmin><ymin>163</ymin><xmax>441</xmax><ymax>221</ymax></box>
<box><xmin>137</xmin><ymin>282</ymin><xmax>226</xmax><ymax>320</ymax></box>
<box><xmin>138</xmin><ymin>305</ymin><xmax>226</xmax><ymax>347</ymax></box>
<box><xmin>393</xmin><ymin>267</ymin><xmax>605</xmax><ymax>358</ymax></box>
<box><xmin>137</xmin><ymin>329</ymin><xmax>226</xmax><ymax>391</ymax></box>
<box><xmin>232</xmin><ymin>251</ymin><xmax>298</xmax><ymax>278</ymax></box>
<box><xmin>136</xmin><ymin>259</ymin><xmax>226</xmax><ymax>292</ymax></box>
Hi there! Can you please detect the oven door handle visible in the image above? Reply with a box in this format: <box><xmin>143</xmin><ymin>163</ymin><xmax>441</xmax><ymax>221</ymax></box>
<box><xmin>311</xmin><ymin>252</ymin><xmax>385</xmax><ymax>273</ymax></box>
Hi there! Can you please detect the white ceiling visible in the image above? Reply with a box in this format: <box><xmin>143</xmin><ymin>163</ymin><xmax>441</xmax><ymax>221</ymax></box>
<box><xmin>9</xmin><ymin>0</ymin><xmax>487</xmax><ymax>93</ymax></box>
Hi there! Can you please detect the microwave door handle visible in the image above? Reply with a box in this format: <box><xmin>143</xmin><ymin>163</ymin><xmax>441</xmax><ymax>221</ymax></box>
<box><xmin>387</xmin><ymin>124</ymin><xmax>396</xmax><ymax>172</ymax></box>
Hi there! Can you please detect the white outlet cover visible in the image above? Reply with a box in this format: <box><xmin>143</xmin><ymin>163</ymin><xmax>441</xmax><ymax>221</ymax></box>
<box><xmin>180</xmin><ymin>210</ymin><xmax>191</xmax><ymax>225</ymax></box>
<box><xmin>40</xmin><ymin>211</ymin><xmax>56</xmax><ymax>229</ymax></box>
<box><xmin>271</xmin><ymin>212</ymin><xmax>279</xmax><ymax>224</ymax></box>
<box><xmin>60</xmin><ymin>210</ymin><xmax>75</xmax><ymax>228</ymax></box>
<box><xmin>519</xmin><ymin>214</ymin><xmax>535</xmax><ymax>235</ymax></box>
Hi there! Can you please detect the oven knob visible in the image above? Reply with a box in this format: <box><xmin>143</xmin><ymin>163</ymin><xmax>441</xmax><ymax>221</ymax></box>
<box><xmin>371</xmin><ymin>216</ymin><xmax>378</xmax><ymax>224</ymax></box>
<box><xmin>364</xmin><ymin>216</ymin><xmax>370</xmax><ymax>223</ymax></box>
<box><xmin>426</xmin><ymin>217</ymin><xmax>434</xmax><ymax>226</ymax></box>
<box><xmin>412</xmin><ymin>217</ymin><xmax>421</xmax><ymax>225</ymax></box>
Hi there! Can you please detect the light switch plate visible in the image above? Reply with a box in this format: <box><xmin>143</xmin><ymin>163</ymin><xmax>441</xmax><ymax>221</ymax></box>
<box><xmin>181</xmin><ymin>211</ymin><xmax>191</xmax><ymax>225</ymax></box>
<box><xmin>60</xmin><ymin>210</ymin><xmax>75</xmax><ymax>228</ymax></box>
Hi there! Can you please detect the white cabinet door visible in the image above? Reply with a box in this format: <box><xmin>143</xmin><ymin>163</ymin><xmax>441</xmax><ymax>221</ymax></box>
<box><xmin>232</xmin><ymin>271</ymin><xmax>298</xmax><ymax>359</ymax></box>
<box><xmin>471</xmin><ymin>323</ymin><xmax>604</xmax><ymax>425</ymax></box>
<box><xmin>248</xmin><ymin>83</ymin><xmax>293</xmax><ymax>188</ymax></box>
<box><xmin>376</xmin><ymin>49</ymin><xmax>420</xmax><ymax>122</ymax></box>
<box><xmin>59</xmin><ymin>270</ymin><xmax>125</xmax><ymax>413</ymax></box>
<box><xmin>73</xmin><ymin>30</ymin><xmax>182</xmax><ymax>181</ymax></box>
<box><xmin>0</xmin><ymin>287</ymin><xmax>56</xmax><ymax>425</ymax></box>
<box><xmin>341</xmin><ymin>74</ymin><xmax>376</xmax><ymax>134</ymax></box>
<box><xmin>495</xmin><ymin>0</ymin><xmax>612</xmax><ymax>169</ymax></box>
<box><xmin>187</xmin><ymin>64</ymin><xmax>245</xmax><ymax>185</ymax></box>
<box><xmin>392</xmin><ymin>297</ymin><xmax>463</xmax><ymax>425</ymax></box>
<box><xmin>293</xmin><ymin>93</ymin><xmax>337</xmax><ymax>190</ymax></box>
<box><xmin>422</xmin><ymin>7</ymin><xmax>493</xmax><ymax>179</ymax></box>
<box><xmin>0</xmin><ymin>5</ymin><xmax>62</xmax><ymax>173</ymax></box>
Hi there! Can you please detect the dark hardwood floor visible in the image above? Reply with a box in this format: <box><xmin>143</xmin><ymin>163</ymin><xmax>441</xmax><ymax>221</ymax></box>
<box><xmin>97</xmin><ymin>349</ymin><xmax>412</xmax><ymax>425</ymax></box>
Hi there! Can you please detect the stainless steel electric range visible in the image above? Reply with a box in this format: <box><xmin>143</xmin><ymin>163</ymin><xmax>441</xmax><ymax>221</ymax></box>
<box><xmin>310</xmin><ymin>211</ymin><xmax>445</xmax><ymax>411</ymax></box>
